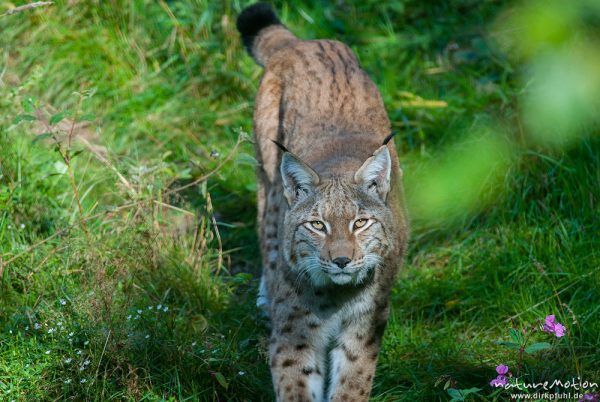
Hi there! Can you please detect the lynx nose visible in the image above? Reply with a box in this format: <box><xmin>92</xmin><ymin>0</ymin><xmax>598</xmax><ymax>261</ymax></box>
<box><xmin>332</xmin><ymin>257</ymin><xmax>351</xmax><ymax>269</ymax></box>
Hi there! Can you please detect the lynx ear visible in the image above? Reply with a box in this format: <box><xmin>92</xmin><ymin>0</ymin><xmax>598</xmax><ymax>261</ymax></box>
<box><xmin>354</xmin><ymin>145</ymin><xmax>392</xmax><ymax>201</ymax></box>
<box><xmin>280</xmin><ymin>152</ymin><xmax>320</xmax><ymax>206</ymax></box>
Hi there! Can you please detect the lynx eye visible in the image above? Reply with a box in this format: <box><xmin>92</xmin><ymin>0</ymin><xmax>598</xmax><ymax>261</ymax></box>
<box><xmin>353</xmin><ymin>218</ymin><xmax>368</xmax><ymax>230</ymax></box>
<box><xmin>310</xmin><ymin>221</ymin><xmax>325</xmax><ymax>231</ymax></box>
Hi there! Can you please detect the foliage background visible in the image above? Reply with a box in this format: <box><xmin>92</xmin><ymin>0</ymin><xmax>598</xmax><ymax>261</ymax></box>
<box><xmin>0</xmin><ymin>0</ymin><xmax>598</xmax><ymax>400</ymax></box>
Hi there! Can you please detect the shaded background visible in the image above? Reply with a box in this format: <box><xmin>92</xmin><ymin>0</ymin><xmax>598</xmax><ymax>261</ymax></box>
<box><xmin>0</xmin><ymin>0</ymin><xmax>598</xmax><ymax>400</ymax></box>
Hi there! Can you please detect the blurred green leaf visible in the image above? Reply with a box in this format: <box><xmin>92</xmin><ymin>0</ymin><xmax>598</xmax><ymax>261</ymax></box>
<box><xmin>21</xmin><ymin>97</ymin><xmax>37</xmax><ymax>113</ymax></box>
<box><xmin>70</xmin><ymin>149</ymin><xmax>84</xmax><ymax>160</ymax></box>
<box><xmin>522</xmin><ymin>47</ymin><xmax>600</xmax><ymax>146</ymax></box>
<box><xmin>447</xmin><ymin>388</ymin><xmax>464</xmax><ymax>401</ymax></box>
<box><xmin>495</xmin><ymin>341</ymin><xmax>520</xmax><ymax>350</ymax></box>
<box><xmin>49</xmin><ymin>111</ymin><xmax>68</xmax><ymax>126</ymax></box>
<box><xmin>54</xmin><ymin>161</ymin><xmax>68</xmax><ymax>175</ymax></box>
<box><xmin>525</xmin><ymin>342</ymin><xmax>551</xmax><ymax>354</ymax></box>
<box><xmin>32</xmin><ymin>132</ymin><xmax>53</xmax><ymax>144</ymax></box>
<box><xmin>213</xmin><ymin>372</ymin><xmax>228</xmax><ymax>390</ymax></box>
<box><xmin>13</xmin><ymin>114</ymin><xmax>37</xmax><ymax>124</ymax></box>
<box><xmin>235</xmin><ymin>153</ymin><xmax>258</xmax><ymax>167</ymax></box>
<box><xmin>406</xmin><ymin>128</ymin><xmax>511</xmax><ymax>226</ymax></box>
<box><xmin>77</xmin><ymin>113</ymin><xmax>96</xmax><ymax>122</ymax></box>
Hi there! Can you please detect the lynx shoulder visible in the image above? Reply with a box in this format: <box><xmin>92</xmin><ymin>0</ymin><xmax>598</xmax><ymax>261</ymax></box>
<box><xmin>237</xmin><ymin>3</ymin><xmax>409</xmax><ymax>401</ymax></box>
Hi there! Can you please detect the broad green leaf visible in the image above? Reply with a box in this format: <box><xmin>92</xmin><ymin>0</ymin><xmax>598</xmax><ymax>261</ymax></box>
<box><xmin>213</xmin><ymin>372</ymin><xmax>228</xmax><ymax>390</ymax></box>
<box><xmin>32</xmin><ymin>132</ymin><xmax>53</xmax><ymax>144</ymax></box>
<box><xmin>70</xmin><ymin>149</ymin><xmax>84</xmax><ymax>160</ymax></box>
<box><xmin>190</xmin><ymin>314</ymin><xmax>208</xmax><ymax>333</ymax></box>
<box><xmin>77</xmin><ymin>113</ymin><xmax>96</xmax><ymax>122</ymax></box>
<box><xmin>447</xmin><ymin>388</ymin><xmax>463</xmax><ymax>400</ymax></box>
<box><xmin>49</xmin><ymin>111</ymin><xmax>67</xmax><ymax>126</ymax></box>
<box><xmin>461</xmin><ymin>387</ymin><xmax>482</xmax><ymax>396</ymax></box>
<box><xmin>13</xmin><ymin>114</ymin><xmax>37</xmax><ymax>124</ymax></box>
<box><xmin>495</xmin><ymin>341</ymin><xmax>520</xmax><ymax>350</ymax></box>
<box><xmin>525</xmin><ymin>342</ymin><xmax>551</xmax><ymax>354</ymax></box>
<box><xmin>177</xmin><ymin>168</ymin><xmax>192</xmax><ymax>180</ymax></box>
<box><xmin>235</xmin><ymin>153</ymin><xmax>258</xmax><ymax>167</ymax></box>
<box><xmin>22</xmin><ymin>97</ymin><xmax>37</xmax><ymax>113</ymax></box>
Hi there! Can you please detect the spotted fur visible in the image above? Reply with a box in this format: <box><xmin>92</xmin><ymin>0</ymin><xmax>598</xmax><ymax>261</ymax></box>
<box><xmin>237</xmin><ymin>3</ymin><xmax>409</xmax><ymax>401</ymax></box>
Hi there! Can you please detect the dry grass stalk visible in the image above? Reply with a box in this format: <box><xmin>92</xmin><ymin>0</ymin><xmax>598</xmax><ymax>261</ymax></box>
<box><xmin>1</xmin><ymin>1</ymin><xmax>54</xmax><ymax>17</ymax></box>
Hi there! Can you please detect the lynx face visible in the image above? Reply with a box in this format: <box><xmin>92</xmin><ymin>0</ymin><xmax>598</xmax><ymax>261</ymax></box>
<box><xmin>281</xmin><ymin>146</ymin><xmax>397</xmax><ymax>287</ymax></box>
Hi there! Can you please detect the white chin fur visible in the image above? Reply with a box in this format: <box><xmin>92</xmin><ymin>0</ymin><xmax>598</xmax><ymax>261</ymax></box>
<box><xmin>329</xmin><ymin>273</ymin><xmax>354</xmax><ymax>285</ymax></box>
<box><xmin>294</xmin><ymin>256</ymin><xmax>381</xmax><ymax>287</ymax></box>
<box><xmin>309</xmin><ymin>265</ymin><xmax>371</xmax><ymax>287</ymax></box>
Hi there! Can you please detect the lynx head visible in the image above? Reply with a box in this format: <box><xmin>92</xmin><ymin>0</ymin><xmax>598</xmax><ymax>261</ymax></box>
<box><xmin>280</xmin><ymin>144</ymin><xmax>399</xmax><ymax>287</ymax></box>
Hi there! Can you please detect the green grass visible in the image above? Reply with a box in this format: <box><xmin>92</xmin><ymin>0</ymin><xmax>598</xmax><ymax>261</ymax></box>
<box><xmin>1</xmin><ymin>0</ymin><xmax>599</xmax><ymax>401</ymax></box>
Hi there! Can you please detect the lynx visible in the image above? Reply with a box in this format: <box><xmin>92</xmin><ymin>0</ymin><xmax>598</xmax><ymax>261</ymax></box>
<box><xmin>237</xmin><ymin>3</ymin><xmax>409</xmax><ymax>401</ymax></box>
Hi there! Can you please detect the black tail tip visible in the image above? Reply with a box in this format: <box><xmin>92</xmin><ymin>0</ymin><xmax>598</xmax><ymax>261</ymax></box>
<box><xmin>236</xmin><ymin>3</ymin><xmax>280</xmax><ymax>54</ymax></box>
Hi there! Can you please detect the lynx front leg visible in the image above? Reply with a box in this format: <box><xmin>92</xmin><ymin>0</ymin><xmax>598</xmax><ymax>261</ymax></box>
<box><xmin>269</xmin><ymin>311</ymin><xmax>328</xmax><ymax>402</ymax></box>
<box><xmin>328</xmin><ymin>311</ymin><xmax>389</xmax><ymax>402</ymax></box>
<box><xmin>270</xmin><ymin>340</ymin><xmax>325</xmax><ymax>402</ymax></box>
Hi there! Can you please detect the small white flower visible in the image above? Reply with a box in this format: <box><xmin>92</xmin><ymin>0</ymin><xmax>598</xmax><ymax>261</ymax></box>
<box><xmin>191</xmin><ymin>341</ymin><xmax>197</xmax><ymax>347</ymax></box>
<box><xmin>64</xmin><ymin>358</ymin><xmax>72</xmax><ymax>364</ymax></box>
<box><xmin>126</xmin><ymin>315</ymin><xmax>132</xmax><ymax>320</ymax></box>
<box><xmin>9</xmin><ymin>330</ymin><xmax>12</xmax><ymax>334</ymax></box>
<box><xmin>25</xmin><ymin>326</ymin><xmax>29</xmax><ymax>330</ymax></box>
<box><xmin>60</xmin><ymin>299</ymin><xmax>67</xmax><ymax>305</ymax></box>
<box><xmin>134</xmin><ymin>315</ymin><xmax>140</xmax><ymax>320</ymax></box>
<box><xmin>80</xmin><ymin>379</ymin><xmax>87</xmax><ymax>384</ymax></box>
<box><xmin>64</xmin><ymin>378</ymin><xmax>72</xmax><ymax>384</ymax></box>
<box><xmin>163</xmin><ymin>306</ymin><xmax>168</xmax><ymax>312</ymax></box>
<box><xmin>68</xmin><ymin>332</ymin><xmax>74</xmax><ymax>337</ymax></box>
<box><xmin>238</xmin><ymin>371</ymin><xmax>245</xmax><ymax>376</ymax></box>
<box><xmin>83</xmin><ymin>359</ymin><xmax>90</xmax><ymax>366</ymax></box>
<box><xmin>76</xmin><ymin>350</ymin><xmax>82</xmax><ymax>355</ymax></box>
<box><xmin>157</xmin><ymin>304</ymin><xmax>162</xmax><ymax>310</ymax></box>
<box><xmin>57</xmin><ymin>321</ymin><xmax>63</xmax><ymax>326</ymax></box>
<box><xmin>47</xmin><ymin>328</ymin><xmax>55</xmax><ymax>334</ymax></box>
<box><xmin>148</xmin><ymin>306</ymin><xmax>153</xmax><ymax>310</ymax></box>
<box><xmin>79</xmin><ymin>366</ymin><xmax>86</xmax><ymax>371</ymax></box>
<box><xmin>145</xmin><ymin>334</ymin><xmax>150</xmax><ymax>339</ymax></box>
<box><xmin>20</xmin><ymin>223</ymin><xmax>25</xmax><ymax>229</ymax></box>
<box><xmin>34</xmin><ymin>323</ymin><xmax>41</xmax><ymax>330</ymax></box>
<box><xmin>137</xmin><ymin>309</ymin><xmax>142</xmax><ymax>314</ymax></box>
<box><xmin>45</xmin><ymin>350</ymin><xmax>51</xmax><ymax>355</ymax></box>
<box><xmin>84</xmin><ymin>340</ymin><xmax>89</xmax><ymax>346</ymax></box>
<box><xmin>7</xmin><ymin>225</ymin><xmax>12</xmax><ymax>229</ymax></box>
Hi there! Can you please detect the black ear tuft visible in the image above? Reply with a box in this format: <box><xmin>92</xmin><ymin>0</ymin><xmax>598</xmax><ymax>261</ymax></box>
<box><xmin>270</xmin><ymin>139</ymin><xmax>290</xmax><ymax>153</ymax></box>
<box><xmin>236</xmin><ymin>3</ymin><xmax>281</xmax><ymax>55</ymax></box>
<box><xmin>382</xmin><ymin>131</ymin><xmax>398</xmax><ymax>146</ymax></box>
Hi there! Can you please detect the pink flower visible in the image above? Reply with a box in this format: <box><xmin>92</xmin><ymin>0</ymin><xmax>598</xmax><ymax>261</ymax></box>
<box><xmin>496</xmin><ymin>364</ymin><xmax>509</xmax><ymax>375</ymax></box>
<box><xmin>543</xmin><ymin>315</ymin><xmax>567</xmax><ymax>338</ymax></box>
<box><xmin>490</xmin><ymin>375</ymin><xmax>508</xmax><ymax>387</ymax></box>
<box><xmin>490</xmin><ymin>364</ymin><xmax>510</xmax><ymax>387</ymax></box>
<box><xmin>578</xmin><ymin>393</ymin><xmax>598</xmax><ymax>402</ymax></box>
